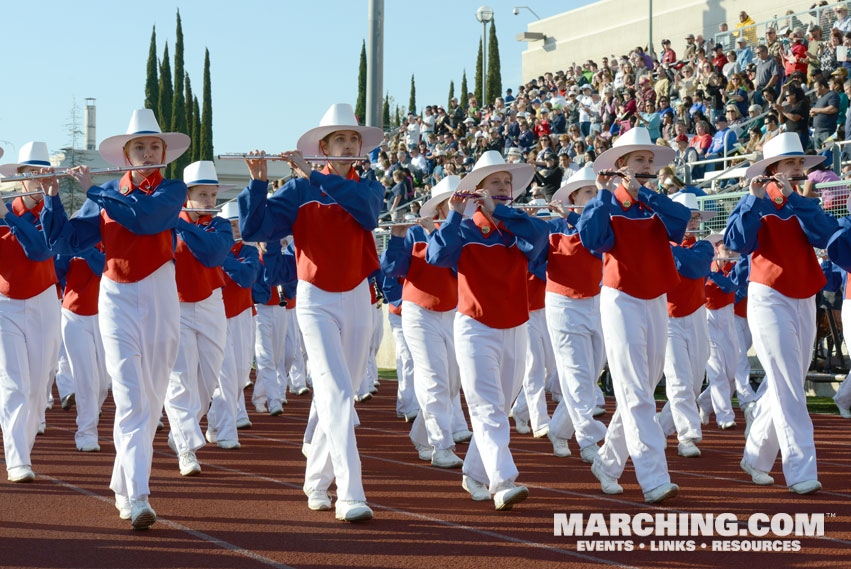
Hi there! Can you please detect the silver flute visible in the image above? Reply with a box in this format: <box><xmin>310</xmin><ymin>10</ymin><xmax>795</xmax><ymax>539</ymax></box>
<box><xmin>216</xmin><ymin>154</ymin><xmax>368</xmax><ymax>162</ymax></box>
<box><xmin>0</xmin><ymin>163</ymin><xmax>168</xmax><ymax>183</ymax></box>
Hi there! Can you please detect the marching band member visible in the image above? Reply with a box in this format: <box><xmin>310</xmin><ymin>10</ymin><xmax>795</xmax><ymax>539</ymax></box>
<box><xmin>825</xmin><ymin>198</ymin><xmax>851</xmax><ymax>418</ymax></box>
<box><xmin>730</xmin><ymin>254</ymin><xmax>759</xmax><ymax>428</ymax></box>
<box><xmin>163</xmin><ymin>161</ymin><xmax>234</xmax><ymax>476</ymax></box>
<box><xmin>238</xmin><ymin>103</ymin><xmax>384</xmax><ymax>522</ymax></box>
<box><xmin>377</xmin><ymin>274</ymin><xmax>418</xmax><ymax>423</ymax></box>
<box><xmin>544</xmin><ymin>167</ymin><xmax>607</xmax><ymax>462</ymax></box>
<box><xmin>0</xmin><ymin>142</ymin><xmax>60</xmax><ymax>483</ymax></box>
<box><xmin>655</xmin><ymin>193</ymin><xmax>714</xmax><ymax>458</ymax></box>
<box><xmin>726</xmin><ymin>132</ymin><xmax>836</xmax><ymax>494</ymax></box>
<box><xmin>41</xmin><ymin>110</ymin><xmax>189</xmax><ymax>528</ymax></box>
<box><xmin>427</xmin><ymin>150</ymin><xmax>549</xmax><ymax>510</ymax></box>
<box><xmin>356</xmin><ymin>276</ymin><xmax>383</xmax><ymax>402</ymax></box>
<box><xmin>280</xmin><ymin>239</ymin><xmax>311</xmax><ymax>396</ymax></box>
<box><xmin>577</xmin><ymin>127</ymin><xmax>690</xmax><ymax>503</ymax></box>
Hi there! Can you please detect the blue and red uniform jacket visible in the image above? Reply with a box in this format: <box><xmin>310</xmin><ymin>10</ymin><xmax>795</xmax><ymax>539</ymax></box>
<box><xmin>705</xmin><ymin>260</ymin><xmax>737</xmax><ymax>310</ymax></box>
<box><xmin>237</xmin><ymin>166</ymin><xmax>383</xmax><ymax>293</ymax></box>
<box><xmin>174</xmin><ymin>213</ymin><xmax>233</xmax><ymax>303</ymax></box>
<box><xmin>380</xmin><ymin>224</ymin><xmax>458</xmax><ymax>312</ymax></box>
<box><xmin>380</xmin><ymin>274</ymin><xmax>404</xmax><ymax>316</ymax></box>
<box><xmin>282</xmin><ymin>242</ymin><xmax>298</xmax><ymax>309</ymax></box>
<box><xmin>221</xmin><ymin>241</ymin><xmax>261</xmax><ymax>318</ymax></box>
<box><xmin>724</xmin><ymin>183</ymin><xmax>837</xmax><ymax>299</ymax></box>
<box><xmin>54</xmin><ymin>245</ymin><xmax>105</xmax><ymax>316</ymax></box>
<box><xmin>666</xmin><ymin>235</ymin><xmax>713</xmax><ymax>317</ymax></box>
<box><xmin>426</xmin><ymin>204</ymin><xmax>549</xmax><ymax>329</ymax></box>
<box><xmin>544</xmin><ymin>211</ymin><xmax>603</xmax><ymax>300</ymax></box>
<box><xmin>730</xmin><ymin>255</ymin><xmax>750</xmax><ymax>318</ymax></box>
<box><xmin>252</xmin><ymin>242</ymin><xmax>297</xmax><ymax>306</ymax></box>
<box><xmin>42</xmin><ymin>171</ymin><xmax>186</xmax><ymax>284</ymax></box>
<box><xmin>826</xmin><ymin>216</ymin><xmax>851</xmax><ymax>301</ymax></box>
<box><xmin>0</xmin><ymin>197</ymin><xmax>57</xmax><ymax>299</ymax></box>
<box><xmin>577</xmin><ymin>183</ymin><xmax>690</xmax><ymax>299</ymax></box>
<box><xmin>527</xmin><ymin>251</ymin><xmax>547</xmax><ymax>312</ymax></box>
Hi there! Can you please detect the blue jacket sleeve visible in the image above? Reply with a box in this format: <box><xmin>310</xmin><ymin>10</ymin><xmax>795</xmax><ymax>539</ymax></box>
<box><xmin>638</xmin><ymin>186</ymin><xmax>690</xmax><ymax>243</ymax></box>
<box><xmin>827</xmin><ymin>216</ymin><xmax>851</xmax><ymax>271</ymax></box>
<box><xmin>1</xmin><ymin>205</ymin><xmax>53</xmax><ymax>262</ymax></box>
<box><xmin>81</xmin><ymin>247</ymin><xmax>106</xmax><ymax>276</ymax></box>
<box><xmin>785</xmin><ymin>192</ymin><xmax>838</xmax><ymax>249</ymax></box>
<box><xmin>239</xmin><ymin>178</ymin><xmax>301</xmax><ymax>243</ymax></box>
<box><xmin>41</xmin><ymin>195</ymin><xmax>102</xmax><ymax>255</ymax></box>
<box><xmin>176</xmin><ymin>216</ymin><xmax>235</xmax><ymax>268</ymax></box>
<box><xmin>724</xmin><ymin>194</ymin><xmax>768</xmax><ymax>255</ymax></box>
<box><xmin>308</xmin><ymin>170</ymin><xmax>383</xmax><ymax>231</ymax></box>
<box><xmin>671</xmin><ymin>240</ymin><xmax>714</xmax><ymax>279</ymax></box>
<box><xmin>379</xmin><ymin>231</ymin><xmax>414</xmax><ymax>278</ymax></box>
<box><xmin>730</xmin><ymin>255</ymin><xmax>750</xmax><ymax>289</ymax></box>
<box><xmin>707</xmin><ymin>270</ymin><xmax>737</xmax><ymax>293</ymax></box>
<box><xmin>576</xmin><ymin>189</ymin><xmax>615</xmax><ymax>254</ymax></box>
<box><xmin>53</xmin><ymin>255</ymin><xmax>71</xmax><ymax>288</ymax></box>
<box><xmin>425</xmin><ymin>209</ymin><xmax>463</xmax><ymax>268</ymax></box>
<box><xmin>223</xmin><ymin>244</ymin><xmax>261</xmax><ymax>288</ymax></box>
<box><xmin>821</xmin><ymin>260</ymin><xmax>843</xmax><ymax>293</ymax></box>
<box><xmin>87</xmin><ymin>179</ymin><xmax>186</xmax><ymax>235</ymax></box>
<box><xmin>492</xmin><ymin>204</ymin><xmax>550</xmax><ymax>261</ymax></box>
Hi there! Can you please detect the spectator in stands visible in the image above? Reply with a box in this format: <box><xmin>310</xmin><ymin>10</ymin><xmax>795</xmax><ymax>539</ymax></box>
<box><xmin>804</xmin><ymin>156</ymin><xmax>840</xmax><ymax>198</ymax></box>
<box><xmin>661</xmin><ymin>111</ymin><xmax>677</xmax><ymax>139</ymax></box>
<box><xmin>736</xmin><ymin>10</ymin><xmax>757</xmax><ymax>45</ymax></box>
<box><xmin>707</xmin><ymin>113</ymin><xmax>738</xmax><ymax>159</ymax></box>
<box><xmin>722</xmin><ymin>50</ymin><xmax>740</xmax><ymax>79</ymax></box>
<box><xmin>387</xmin><ymin>170</ymin><xmax>409</xmax><ymax>212</ymax></box>
<box><xmin>661</xmin><ymin>39</ymin><xmax>676</xmax><ymax>65</ymax></box>
<box><xmin>689</xmin><ymin>120</ymin><xmax>713</xmax><ymax>159</ymax></box>
<box><xmin>406</xmin><ymin>114</ymin><xmax>421</xmax><ymax>148</ymax></box>
<box><xmin>765</xmin><ymin>28</ymin><xmax>785</xmax><ymax>73</ymax></box>
<box><xmin>724</xmin><ymin>103</ymin><xmax>744</xmax><ymax>128</ymax></box>
<box><xmin>755</xmin><ymin>44</ymin><xmax>781</xmax><ymax>105</ymax></box>
<box><xmin>784</xmin><ymin>32</ymin><xmax>809</xmax><ymax>78</ymax></box>
<box><xmin>718</xmin><ymin>23</ymin><xmax>734</xmax><ymax>51</ymax></box>
<box><xmin>448</xmin><ymin>97</ymin><xmax>465</xmax><ymax>128</ymax></box>
<box><xmin>577</xmin><ymin>84</ymin><xmax>595</xmax><ymax>135</ymax></box>
<box><xmin>636</xmin><ymin>99</ymin><xmax>662</xmax><ymax>141</ymax></box>
<box><xmin>409</xmin><ymin>146</ymin><xmax>428</xmax><ymax>177</ymax></box>
<box><xmin>834</xmin><ymin>5</ymin><xmax>851</xmax><ymax>34</ymax></box>
<box><xmin>747</xmin><ymin>104</ymin><xmax>765</xmax><ymax>130</ymax></box>
<box><xmin>819</xmin><ymin>29</ymin><xmax>843</xmax><ymax>77</ymax></box>
<box><xmin>689</xmin><ymin>91</ymin><xmax>708</xmax><ymax>118</ymax></box>
<box><xmin>531</xmin><ymin>153</ymin><xmax>563</xmax><ymax>201</ymax></box>
<box><xmin>735</xmin><ymin>36</ymin><xmax>754</xmax><ymax>70</ymax></box>
<box><xmin>517</xmin><ymin>119</ymin><xmax>536</xmax><ymax>152</ymax></box>
<box><xmin>676</xmin><ymin>101</ymin><xmax>693</xmax><ymax>131</ymax></box>
<box><xmin>676</xmin><ymin>65</ymin><xmax>698</xmax><ymax>100</ymax></box>
<box><xmin>724</xmin><ymin>73</ymin><xmax>750</xmax><ymax>118</ymax></box>
<box><xmin>744</xmin><ymin>125</ymin><xmax>763</xmax><ymax>153</ymax></box>
<box><xmin>684</xmin><ymin>33</ymin><xmax>697</xmax><ymax>60</ymax></box>
<box><xmin>810</xmin><ymin>76</ymin><xmax>840</xmax><ymax>149</ymax></box>
<box><xmin>775</xmin><ymin>84</ymin><xmax>810</xmax><ymax>148</ymax></box>
<box><xmin>712</xmin><ymin>44</ymin><xmax>729</xmax><ymax>73</ymax></box>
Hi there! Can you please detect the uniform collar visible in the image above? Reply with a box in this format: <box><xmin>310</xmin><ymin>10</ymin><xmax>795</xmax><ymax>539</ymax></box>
<box><xmin>231</xmin><ymin>241</ymin><xmax>243</xmax><ymax>255</ymax></box>
<box><xmin>613</xmin><ymin>183</ymin><xmax>638</xmax><ymax>211</ymax></box>
<box><xmin>12</xmin><ymin>196</ymin><xmax>44</xmax><ymax>218</ymax></box>
<box><xmin>321</xmin><ymin>164</ymin><xmax>360</xmax><ymax>181</ymax></box>
<box><xmin>119</xmin><ymin>169</ymin><xmax>164</xmax><ymax>196</ymax></box>
<box><xmin>179</xmin><ymin>210</ymin><xmax>213</xmax><ymax>225</ymax></box>
<box><xmin>471</xmin><ymin>207</ymin><xmax>499</xmax><ymax>237</ymax></box>
<box><xmin>765</xmin><ymin>181</ymin><xmax>787</xmax><ymax>209</ymax></box>
<box><xmin>680</xmin><ymin>234</ymin><xmax>696</xmax><ymax>247</ymax></box>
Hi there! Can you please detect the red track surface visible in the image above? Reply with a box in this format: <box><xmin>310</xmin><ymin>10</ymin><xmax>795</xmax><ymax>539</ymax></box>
<box><xmin>1</xmin><ymin>383</ymin><xmax>849</xmax><ymax>569</ymax></box>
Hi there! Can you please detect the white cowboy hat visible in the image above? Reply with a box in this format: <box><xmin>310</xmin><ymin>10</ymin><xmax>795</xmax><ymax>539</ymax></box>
<box><xmin>99</xmin><ymin>109</ymin><xmax>190</xmax><ymax>167</ymax></box>
<box><xmin>455</xmin><ymin>150</ymin><xmax>534</xmax><ymax>200</ymax></box>
<box><xmin>672</xmin><ymin>192</ymin><xmax>717</xmax><ymax>221</ymax></box>
<box><xmin>0</xmin><ymin>141</ymin><xmax>51</xmax><ymax>177</ymax></box>
<box><xmin>593</xmin><ymin>127</ymin><xmax>675</xmax><ymax>173</ymax></box>
<box><xmin>745</xmin><ymin>132</ymin><xmax>825</xmax><ymax>179</ymax></box>
<box><xmin>0</xmin><ymin>147</ymin><xmax>4</xmax><ymax>159</ymax></box>
<box><xmin>704</xmin><ymin>231</ymin><xmax>724</xmax><ymax>244</ymax></box>
<box><xmin>183</xmin><ymin>160</ymin><xmax>235</xmax><ymax>191</ymax></box>
<box><xmin>296</xmin><ymin>103</ymin><xmax>383</xmax><ymax>158</ymax></box>
<box><xmin>420</xmin><ymin>175</ymin><xmax>461</xmax><ymax>218</ymax></box>
<box><xmin>552</xmin><ymin>166</ymin><xmax>596</xmax><ymax>204</ymax></box>
<box><xmin>220</xmin><ymin>201</ymin><xmax>239</xmax><ymax>220</ymax></box>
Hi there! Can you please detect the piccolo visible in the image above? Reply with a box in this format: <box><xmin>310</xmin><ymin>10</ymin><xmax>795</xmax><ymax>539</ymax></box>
<box><xmin>181</xmin><ymin>208</ymin><xmax>221</xmax><ymax>214</ymax></box>
<box><xmin>507</xmin><ymin>204</ymin><xmax>585</xmax><ymax>209</ymax></box>
<box><xmin>376</xmin><ymin>219</ymin><xmax>441</xmax><ymax>229</ymax></box>
<box><xmin>453</xmin><ymin>192</ymin><xmax>513</xmax><ymax>201</ymax></box>
<box><xmin>216</xmin><ymin>154</ymin><xmax>368</xmax><ymax>162</ymax></box>
<box><xmin>597</xmin><ymin>170</ymin><xmax>656</xmax><ymax>179</ymax></box>
<box><xmin>753</xmin><ymin>175</ymin><xmax>808</xmax><ymax>183</ymax></box>
<box><xmin>0</xmin><ymin>164</ymin><xmax>168</xmax><ymax>183</ymax></box>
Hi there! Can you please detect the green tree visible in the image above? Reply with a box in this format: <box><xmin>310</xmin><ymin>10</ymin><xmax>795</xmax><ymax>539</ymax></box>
<box><xmin>184</xmin><ymin>73</ymin><xmax>194</xmax><ymax>163</ymax></box>
<box><xmin>356</xmin><ymin>40</ymin><xmax>367</xmax><ymax>122</ymax></box>
<box><xmin>409</xmin><ymin>74</ymin><xmax>416</xmax><ymax>115</ymax></box>
<box><xmin>382</xmin><ymin>93</ymin><xmax>390</xmax><ymax>128</ymax></box>
<box><xmin>394</xmin><ymin>105</ymin><xmax>400</xmax><ymax>127</ymax></box>
<box><xmin>474</xmin><ymin>38</ymin><xmax>483</xmax><ymax>105</ymax></box>
<box><xmin>487</xmin><ymin>19</ymin><xmax>502</xmax><ymax>105</ymax></box>
<box><xmin>192</xmin><ymin>96</ymin><xmax>201</xmax><ymax>162</ymax></box>
<box><xmin>169</xmin><ymin>11</ymin><xmax>188</xmax><ymax>178</ymax></box>
<box><xmin>460</xmin><ymin>70</ymin><xmax>469</xmax><ymax>110</ymax></box>
<box><xmin>448</xmin><ymin>80</ymin><xmax>455</xmax><ymax>109</ymax></box>
<box><xmin>200</xmin><ymin>48</ymin><xmax>213</xmax><ymax>161</ymax></box>
<box><xmin>158</xmin><ymin>42</ymin><xmax>173</xmax><ymax>133</ymax></box>
<box><xmin>145</xmin><ymin>26</ymin><xmax>159</xmax><ymax>121</ymax></box>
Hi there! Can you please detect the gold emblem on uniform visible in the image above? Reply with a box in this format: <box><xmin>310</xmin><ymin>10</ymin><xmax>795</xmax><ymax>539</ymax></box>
<box><xmin>622</xmin><ymin>200</ymin><xmax>631</xmax><ymax>208</ymax></box>
<box><xmin>121</xmin><ymin>186</ymin><xmax>130</xmax><ymax>194</ymax></box>
<box><xmin>482</xmin><ymin>226</ymin><xmax>491</xmax><ymax>234</ymax></box>
<box><xmin>774</xmin><ymin>196</ymin><xmax>783</xmax><ymax>204</ymax></box>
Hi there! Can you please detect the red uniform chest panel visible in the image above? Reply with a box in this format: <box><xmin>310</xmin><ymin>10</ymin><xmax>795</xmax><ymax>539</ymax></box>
<box><xmin>546</xmin><ymin>233</ymin><xmax>602</xmax><ymax>299</ymax></box>
<box><xmin>457</xmin><ymin>241</ymin><xmax>529</xmax><ymax>329</ymax></box>
<box><xmin>0</xmin><ymin>227</ymin><xmax>57</xmax><ymax>300</ymax></box>
<box><xmin>389</xmin><ymin>302</ymin><xmax>402</xmax><ymax>316</ymax></box>
<box><xmin>100</xmin><ymin>210</ymin><xmax>174</xmax><ymax>283</ymax></box>
<box><xmin>266</xmin><ymin>286</ymin><xmax>281</xmax><ymax>306</ymax></box>
<box><xmin>401</xmin><ymin>241</ymin><xmax>458</xmax><ymax>311</ymax></box>
<box><xmin>527</xmin><ymin>273</ymin><xmax>546</xmax><ymax>311</ymax></box>
<box><xmin>174</xmin><ymin>237</ymin><xmax>226</xmax><ymax>303</ymax></box>
<box><xmin>285</xmin><ymin>295</ymin><xmax>297</xmax><ymax>309</ymax></box>
<box><xmin>734</xmin><ymin>297</ymin><xmax>747</xmax><ymax>318</ymax></box>
<box><xmin>705</xmin><ymin>279</ymin><xmax>735</xmax><ymax>310</ymax></box>
<box><xmin>221</xmin><ymin>243</ymin><xmax>253</xmax><ymax>318</ymax></box>
<box><xmin>750</xmin><ymin>216</ymin><xmax>825</xmax><ymax>299</ymax></box>
<box><xmin>292</xmin><ymin>201</ymin><xmax>378</xmax><ymax>292</ymax></box>
<box><xmin>603</xmin><ymin>215</ymin><xmax>679</xmax><ymax>299</ymax></box>
<box><xmin>62</xmin><ymin>257</ymin><xmax>101</xmax><ymax>315</ymax></box>
<box><xmin>667</xmin><ymin>276</ymin><xmax>706</xmax><ymax>317</ymax></box>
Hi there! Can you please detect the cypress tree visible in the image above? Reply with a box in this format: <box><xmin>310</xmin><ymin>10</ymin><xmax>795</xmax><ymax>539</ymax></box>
<box><xmin>184</xmin><ymin>73</ymin><xmax>194</xmax><ymax>163</ymax></box>
<box><xmin>474</xmin><ymin>38</ymin><xmax>483</xmax><ymax>105</ymax></box>
<box><xmin>145</xmin><ymin>26</ymin><xmax>159</xmax><ymax>121</ymax></box>
<box><xmin>448</xmin><ymin>80</ymin><xmax>454</xmax><ymax>109</ymax></box>
<box><xmin>409</xmin><ymin>75</ymin><xmax>416</xmax><ymax>116</ymax></box>
<box><xmin>200</xmin><ymin>48</ymin><xmax>213</xmax><ymax>161</ymax></box>
<box><xmin>487</xmin><ymin>19</ymin><xmax>502</xmax><ymax>105</ymax></box>
<box><xmin>158</xmin><ymin>42</ymin><xmax>173</xmax><ymax>133</ymax></box>
<box><xmin>170</xmin><ymin>10</ymin><xmax>188</xmax><ymax>178</ymax></box>
<box><xmin>382</xmin><ymin>93</ymin><xmax>390</xmax><ymax>128</ymax></box>
<box><xmin>192</xmin><ymin>96</ymin><xmax>201</xmax><ymax>162</ymax></box>
<box><xmin>394</xmin><ymin>105</ymin><xmax>400</xmax><ymax>127</ymax></box>
<box><xmin>355</xmin><ymin>40</ymin><xmax>367</xmax><ymax>122</ymax></box>
<box><xmin>460</xmin><ymin>70</ymin><xmax>469</xmax><ymax>110</ymax></box>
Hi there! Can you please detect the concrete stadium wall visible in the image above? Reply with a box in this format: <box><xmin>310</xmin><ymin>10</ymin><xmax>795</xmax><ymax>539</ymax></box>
<box><xmin>520</xmin><ymin>0</ymin><xmax>805</xmax><ymax>81</ymax></box>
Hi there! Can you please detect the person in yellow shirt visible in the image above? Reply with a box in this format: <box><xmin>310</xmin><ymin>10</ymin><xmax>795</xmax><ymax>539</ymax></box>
<box><xmin>735</xmin><ymin>11</ymin><xmax>757</xmax><ymax>46</ymax></box>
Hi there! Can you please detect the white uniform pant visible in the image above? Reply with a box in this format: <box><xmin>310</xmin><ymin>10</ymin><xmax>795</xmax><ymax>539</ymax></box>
<box><xmin>402</xmin><ymin>302</ymin><xmax>459</xmax><ymax>450</ymax></box>
<box><xmin>284</xmin><ymin>308</ymin><xmax>308</xmax><ymax>392</ymax></box>
<box><xmin>164</xmin><ymin>291</ymin><xmax>227</xmax><ymax>454</ymax></box>
<box><xmin>597</xmin><ymin>287</ymin><xmax>670</xmax><ymax>491</ymax></box>
<box><xmin>697</xmin><ymin>305</ymin><xmax>739</xmax><ymax>426</ymax></box>
<box><xmin>734</xmin><ymin>315</ymin><xmax>757</xmax><ymax>405</ymax></box>
<box><xmin>658</xmin><ymin>307</ymin><xmax>709</xmax><ymax>443</ymax></box>
<box><xmin>0</xmin><ymin>286</ymin><xmax>60</xmax><ymax>470</ymax></box>
<box><xmin>61</xmin><ymin>309</ymin><xmax>110</xmax><ymax>448</ymax></box>
<box><xmin>836</xmin><ymin>304</ymin><xmax>851</xmax><ymax>410</ymax></box>
<box><xmin>545</xmin><ymin>293</ymin><xmax>607</xmax><ymax>448</ymax></box>
<box><xmin>455</xmin><ymin>313</ymin><xmax>526</xmax><ymax>492</ymax></box>
<box><xmin>299</xmin><ymin>279</ymin><xmax>370</xmax><ymax>502</ymax></box>
<box><xmin>54</xmin><ymin>332</ymin><xmax>75</xmax><ymax>401</ymax></box>
<box><xmin>743</xmin><ymin>283</ymin><xmax>817</xmax><ymax>486</ymax></box>
<box><xmin>103</xmin><ymin>262</ymin><xmax>179</xmax><ymax>501</ymax></box>
<box><xmin>252</xmin><ymin>303</ymin><xmax>287</xmax><ymax>407</ymax></box>
<box><xmin>511</xmin><ymin>309</ymin><xmax>553</xmax><ymax>432</ymax></box>
<box><xmin>389</xmin><ymin>310</ymin><xmax>417</xmax><ymax>416</ymax></box>
<box><xmin>210</xmin><ymin>308</ymin><xmax>253</xmax><ymax>442</ymax></box>
<box><xmin>358</xmin><ymin>305</ymin><xmax>382</xmax><ymax>398</ymax></box>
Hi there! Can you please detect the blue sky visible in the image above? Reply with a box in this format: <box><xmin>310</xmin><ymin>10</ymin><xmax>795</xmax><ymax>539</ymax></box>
<box><xmin>0</xmin><ymin>1</ymin><xmax>595</xmax><ymax>160</ymax></box>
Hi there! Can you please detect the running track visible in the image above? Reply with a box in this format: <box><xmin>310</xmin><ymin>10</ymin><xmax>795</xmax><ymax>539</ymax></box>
<box><xmin>1</xmin><ymin>382</ymin><xmax>849</xmax><ymax>569</ymax></box>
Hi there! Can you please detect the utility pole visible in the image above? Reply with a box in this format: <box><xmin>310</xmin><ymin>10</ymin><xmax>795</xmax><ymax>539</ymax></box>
<box><xmin>366</xmin><ymin>0</ymin><xmax>384</xmax><ymax>129</ymax></box>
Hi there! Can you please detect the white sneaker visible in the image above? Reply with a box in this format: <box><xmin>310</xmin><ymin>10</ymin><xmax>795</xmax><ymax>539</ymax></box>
<box><xmin>335</xmin><ymin>500</ymin><xmax>373</xmax><ymax>522</ymax></box>
<box><xmin>548</xmin><ymin>430</ymin><xmax>571</xmax><ymax>457</ymax></box>
<box><xmin>301</xmin><ymin>442</ymin><xmax>311</xmax><ymax>458</ymax></box>
<box><xmin>591</xmin><ymin>459</ymin><xmax>623</xmax><ymax>495</ymax></box>
<box><xmin>61</xmin><ymin>392</ymin><xmax>76</xmax><ymax>411</ymax></box>
<box><xmin>355</xmin><ymin>393</ymin><xmax>373</xmax><ymax>403</ymax></box>
<box><xmin>130</xmin><ymin>499</ymin><xmax>156</xmax><ymax>530</ymax></box>
<box><xmin>789</xmin><ymin>480</ymin><xmax>821</xmax><ymax>495</ymax></box>
<box><xmin>403</xmin><ymin>410</ymin><xmax>419</xmax><ymax>423</ymax></box>
<box><xmin>462</xmin><ymin>475</ymin><xmax>491</xmax><ymax>501</ymax></box>
<box><xmin>698</xmin><ymin>405</ymin><xmax>710</xmax><ymax>425</ymax></box>
<box><xmin>719</xmin><ymin>420</ymin><xmax>736</xmax><ymax>430</ymax></box>
<box><xmin>254</xmin><ymin>403</ymin><xmax>267</xmax><ymax>414</ymax></box>
<box><xmin>532</xmin><ymin>424</ymin><xmax>550</xmax><ymax>438</ymax></box>
<box><xmin>7</xmin><ymin>465</ymin><xmax>35</xmax><ymax>483</ymax></box>
<box><xmin>269</xmin><ymin>402</ymin><xmax>284</xmax><ymax>416</ymax></box>
<box><xmin>78</xmin><ymin>442</ymin><xmax>101</xmax><ymax>452</ymax></box>
<box><xmin>644</xmin><ymin>482</ymin><xmax>679</xmax><ymax>504</ymax></box>
<box><xmin>115</xmin><ymin>494</ymin><xmax>131</xmax><ymax>520</ymax></box>
<box><xmin>452</xmin><ymin>429</ymin><xmax>473</xmax><ymax>444</ymax></box>
<box><xmin>740</xmin><ymin>458</ymin><xmax>774</xmax><ymax>485</ymax></box>
<box><xmin>37</xmin><ymin>422</ymin><xmax>45</xmax><ymax>436</ymax></box>
<box><xmin>837</xmin><ymin>403</ymin><xmax>851</xmax><ymax>419</ymax></box>
<box><xmin>178</xmin><ymin>451</ymin><xmax>201</xmax><ymax>476</ymax></box>
<box><xmin>677</xmin><ymin>441</ymin><xmax>701</xmax><ymax>458</ymax></box>
<box><xmin>217</xmin><ymin>440</ymin><xmax>240</xmax><ymax>450</ymax></box>
<box><xmin>493</xmin><ymin>483</ymin><xmax>529</xmax><ymax>511</ymax></box>
<box><xmin>431</xmin><ymin>448</ymin><xmax>463</xmax><ymax>469</ymax></box>
<box><xmin>552</xmin><ymin>392</ymin><xmax>562</xmax><ymax>403</ymax></box>
<box><xmin>205</xmin><ymin>429</ymin><xmax>217</xmax><ymax>444</ymax></box>
<box><xmin>592</xmin><ymin>406</ymin><xmax>606</xmax><ymax>417</ymax></box>
<box><xmin>306</xmin><ymin>489</ymin><xmax>332</xmax><ymax>511</ymax></box>
<box><xmin>297</xmin><ymin>387</ymin><xmax>311</xmax><ymax>396</ymax></box>
<box><xmin>415</xmin><ymin>444</ymin><xmax>433</xmax><ymax>462</ymax></box>
<box><xmin>156</xmin><ymin>420</ymin><xmax>164</xmax><ymax>431</ymax></box>
<box><xmin>515</xmin><ymin>419</ymin><xmax>531</xmax><ymax>435</ymax></box>
<box><xmin>579</xmin><ymin>444</ymin><xmax>599</xmax><ymax>464</ymax></box>
<box><xmin>236</xmin><ymin>417</ymin><xmax>252</xmax><ymax>429</ymax></box>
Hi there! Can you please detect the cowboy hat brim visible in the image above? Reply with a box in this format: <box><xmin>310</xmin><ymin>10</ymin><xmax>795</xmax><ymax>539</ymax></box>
<box><xmin>296</xmin><ymin>125</ymin><xmax>384</xmax><ymax>159</ymax></box>
<box><xmin>594</xmin><ymin>143</ymin><xmax>676</xmax><ymax>173</ymax></box>
<box><xmin>744</xmin><ymin>154</ymin><xmax>825</xmax><ymax>179</ymax></box>
<box><xmin>99</xmin><ymin>132</ymin><xmax>191</xmax><ymax>167</ymax></box>
<box><xmin>455</xmin><ymin>162</ymin><xmax>535</xmax><ymax>200</ymax></box>
<box><xmin>552</xmin><ymin>178</ymin><xmax>596</xmax><ymax>204</ymax></box>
